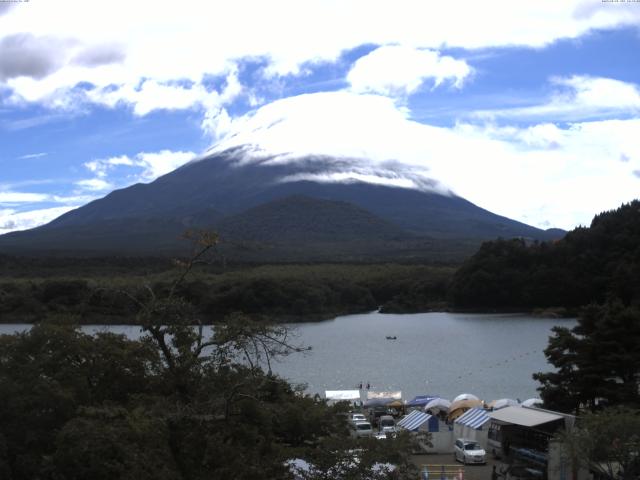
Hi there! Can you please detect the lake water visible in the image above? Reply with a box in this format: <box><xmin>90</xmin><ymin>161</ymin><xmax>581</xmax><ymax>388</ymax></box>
<box><xmin>0</xmin><ymin>311</ymin><xmax>574</xmax><ymax>403</ymax></box>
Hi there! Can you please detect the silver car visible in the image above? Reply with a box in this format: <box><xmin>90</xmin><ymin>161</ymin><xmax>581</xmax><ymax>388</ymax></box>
<box><xmin>454</xmin><ymin>438</ymin><xmax>486</xmax><ymax>464</ymax></box>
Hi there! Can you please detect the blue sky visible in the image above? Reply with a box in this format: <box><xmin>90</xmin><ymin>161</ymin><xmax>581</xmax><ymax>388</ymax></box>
<box><xmin>1</xmin><ymin>0</ymin><xmax>639</xmax><ymax>234</ymax></box>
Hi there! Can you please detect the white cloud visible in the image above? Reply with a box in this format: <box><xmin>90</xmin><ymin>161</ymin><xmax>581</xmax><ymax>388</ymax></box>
<box><xmin>135</xmin><ymin>150</ymin><xmax>197</xmax><ymax>180</ymax></box>
<box><xmin>84</xmin><ymin>155</ymin><xmax>134</xmax><ymax>178</ymax></box>
<box><xmin>209</xmin><ymin>90</ymin><xmax>640</xmax><ymax>230</ymax></box>
<box><xmin>88</xmin><ymin>80</ymin><xmax>208</xmax><ymax>116</ymax></box>
<box><xmin>0</xmin><ymin>147</ymin><xmax>196</xmax><ymax>234</ymax></box>
<box><xmin>18</xmin><ymin>152</ymin><xmax>47</xmax><ymax>159</ymax></box>
<box><xmin>82</xmin><ymin>149</ymin><xmax>197</xmax><ymax>186</ymax></box>
<box><xmin>476</xmin><ymin>76</ymin><xmax>640</xmax><ymax>121</ymax></box>
<box><xmin>0</xmin><ymin>191</ymin><xmax>50</xmax><ymax>204</ymax></box>
<box><xmin>348</xmin><ymin>45</ymin><xmax>472</xmax><ymax>96</ymax></box>
<box><xmin>279</xmin><ymin>171</ymin><xmax>422</xmax><ymax>190</ymax></box>
<box><xmin>83</xmin><ymin>69</ymin><xmax>243</xmax><ymax>129</ymax></box>
<box><xmin>0</xmin><ymin>1</ymin><xmax>638</xmax><ymax>111</ymax></box>
<box><xmin>211</xmin><ymin>91</ymin><xmax>416</xmax><ymax>161</ymax></box>
<box><xmin>75</xmin><ymin>178</ymin><xmax>112</xmax><ymax>191</ymax></box>
<box><xmin>0</xmin><ymin>206</ymin><xmax>76</xmax><ymax>235</ymax></box>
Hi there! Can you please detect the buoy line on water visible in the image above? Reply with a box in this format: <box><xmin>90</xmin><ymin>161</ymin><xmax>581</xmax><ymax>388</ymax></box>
<box><xmin>455</xmin><ymin>349</ymin><xmax>542</xmax><ymax>380</ymax></box>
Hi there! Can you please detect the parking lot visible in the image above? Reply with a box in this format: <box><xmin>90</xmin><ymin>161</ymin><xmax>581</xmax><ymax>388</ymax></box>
<box><xmin>411</xmin><ymin>453</ymin><xmax>499</xmax><ymax>480</ymax></box>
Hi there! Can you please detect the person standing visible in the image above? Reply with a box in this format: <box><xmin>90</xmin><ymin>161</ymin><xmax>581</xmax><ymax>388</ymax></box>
<box><xmin>491</xmin><ymin>465</ymin><xmax>498</xmax><ymax>480</ymax></box>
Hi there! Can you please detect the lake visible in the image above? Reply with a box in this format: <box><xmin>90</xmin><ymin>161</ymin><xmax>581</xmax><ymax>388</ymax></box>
<box><xmin>0</xmin><ymin>311</ymin><xmax>574</xmax><ymax>403</ymax></box>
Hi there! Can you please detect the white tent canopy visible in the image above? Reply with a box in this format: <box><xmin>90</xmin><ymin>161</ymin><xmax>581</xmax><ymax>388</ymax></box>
<box><xmin>489</xmin><ymin>398</ymin><xmax>519</xmax><ymax>410</ymax></box>
<box><xmin>424</xmin><ymin>397</ymin><xmax>451</xmax><ymax>412</ymax></box>
<box><xmin>325</xmin><ymin>390</ymin><xmax>361</xmax><ymax>401</ymax></box>
<box><xmin>453</xmin><ymin>393</ymin><xmax>479</xmax><ymax>403</ymax></box>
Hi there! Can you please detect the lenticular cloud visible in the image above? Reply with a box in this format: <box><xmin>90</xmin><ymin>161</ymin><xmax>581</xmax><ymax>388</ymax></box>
<box><xmin>205</xmin><ymin>91</ymin><xmax>453</xmax><ymax>195</ymax></box>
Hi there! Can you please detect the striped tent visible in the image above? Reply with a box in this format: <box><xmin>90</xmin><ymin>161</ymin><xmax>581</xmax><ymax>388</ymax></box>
<box><xmin>397</xmin><ymin>410</ymin><xmax>433</xmax><ymax>432</ymax></box>
<box><xmin>455</xmin><ymin>407</ymin><xmax>490</xmax><ymax>430</ymax></box>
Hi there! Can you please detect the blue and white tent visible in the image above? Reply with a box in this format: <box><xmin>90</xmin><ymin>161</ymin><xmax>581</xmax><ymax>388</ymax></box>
<box><xmin>455</xmin><ymin>408</ymin><xmax>490</xmax><ymax>430</ymax></box>
<box><xmin>405</xmin><ymin>395</ymin><xmax>437</xmax><ymax>408</ymax></box>
<box><xmin>397</xmin><ymin>410</ymin><xmax>439</xmax><ymax>432</ymax></box>
<box><xmin>453</xmin><ymin>407</ymin><xmax>490</xmax><ymax>449</ymax></box>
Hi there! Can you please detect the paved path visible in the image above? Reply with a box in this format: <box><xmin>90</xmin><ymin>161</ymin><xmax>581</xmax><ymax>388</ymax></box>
<box><xmin>412</xmin><ymin>453</ymin><xmax>500</xmax><ymax>480</ymax></box>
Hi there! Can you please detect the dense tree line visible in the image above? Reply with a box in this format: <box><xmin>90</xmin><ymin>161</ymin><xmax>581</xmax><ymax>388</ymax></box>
<box><xmin>449</xmin><ymin>201</ymin><xmax>640</xmax><ymax>310</ymax></box>
<box><xmin>0</xmin><ymin>264</ymin><xmax>454</xmax><ymax>324</ymax></box>
<box><xmin>0</xmin><ymin>237</ymin><xmax>419</xmax><ymax>479</ymax></box>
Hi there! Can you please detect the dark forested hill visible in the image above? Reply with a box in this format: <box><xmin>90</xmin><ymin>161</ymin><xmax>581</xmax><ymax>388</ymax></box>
<box><xmin>449</xmin><ymin>201</ymin><xmax>640</xmax><ymax>310</ymax></box>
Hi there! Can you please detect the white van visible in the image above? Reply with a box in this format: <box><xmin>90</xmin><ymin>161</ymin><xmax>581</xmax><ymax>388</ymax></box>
<box><xmin>378</xmin><ymin>415</ymin><xmax>396</xmax><ymax>434</ymax></box>
<box><xmin>351</xmin><ymin>421</ymin><xmax>373</xmax><ymax>438</ymax></box>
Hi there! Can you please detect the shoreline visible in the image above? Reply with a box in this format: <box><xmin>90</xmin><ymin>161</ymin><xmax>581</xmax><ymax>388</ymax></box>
<box><xmin>0</xmin><ymin>306</ymin><xmax>576</xmax><ymax>326</ymax></box>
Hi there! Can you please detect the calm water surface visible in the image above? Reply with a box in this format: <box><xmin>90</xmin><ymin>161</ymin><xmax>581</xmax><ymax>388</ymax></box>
<box><xmin>0</xmin><ymin>311</ymin><xmax>574</xmax><ymax>402</ymax></box>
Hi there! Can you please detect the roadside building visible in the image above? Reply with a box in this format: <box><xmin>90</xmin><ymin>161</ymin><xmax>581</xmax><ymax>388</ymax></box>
<box><xmin>487</xmin><ymin>406</ymin><xmax>587</xmax><ymax>480</ymax></box>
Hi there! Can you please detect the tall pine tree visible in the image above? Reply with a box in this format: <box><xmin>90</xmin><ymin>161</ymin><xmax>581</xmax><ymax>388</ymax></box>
<box><xmin>534</xmin><ymin>301</ymin><xmax>640</xmax><ymax>414</ymax></box>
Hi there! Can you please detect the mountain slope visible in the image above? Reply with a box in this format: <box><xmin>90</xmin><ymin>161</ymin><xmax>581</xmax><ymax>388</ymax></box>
<box><xmin>216</xmin><ymin>195</ymin><xmax>408</xmax><ymax>243</ymax></box>
<box><xmin>0</xmin><ymin>148</ymin><xmax>564</xmax><ymax>259</ymax></box>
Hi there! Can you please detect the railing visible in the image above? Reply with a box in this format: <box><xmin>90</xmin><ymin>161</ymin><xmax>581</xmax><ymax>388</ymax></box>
<box><xmin>420</xmin><ymin>464</ymin><xmax>466</xmax><ymax>480</ymax></box>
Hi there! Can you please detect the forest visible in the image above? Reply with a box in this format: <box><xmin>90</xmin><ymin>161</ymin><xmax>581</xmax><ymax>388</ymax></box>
<box><xmin>0</xmin><ymin>261</ymin><xmax>453</xmax><ymax>324</ymax></box>
<box><xmin>449</xmin><ymin>201</ymin><xmax>640</xmax><ymax>312</ymax></box>
<box><xmin>2</xmin><ymin>202</ymin><xmax>640</xmax><ymax>324</ymax></box>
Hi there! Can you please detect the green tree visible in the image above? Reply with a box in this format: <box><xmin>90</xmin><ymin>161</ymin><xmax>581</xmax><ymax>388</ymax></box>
<box><xmin>556</xmin><ymin>408</ymin><xmax>640</xmax><ymax>480</ymax></box>
<box><xmin>534</xmin><ymin>302</ymin><xmax>640</xmax><ymax>414</ymax></box>
<box><xmin>0</xmin><ymin>324</ymin><xmax>160</xmax><ymax>479</ymax></box>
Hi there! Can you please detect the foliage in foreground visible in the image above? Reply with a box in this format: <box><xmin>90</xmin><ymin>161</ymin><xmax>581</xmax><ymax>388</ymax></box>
<box><xmin>556</xmin><ymin>408</ymin><xmax>640</xmax><ymax>480</ymax></box>
<box><xmin>0</xmin><ymin>234</ymin><xmax>418</xmax><ymax>479</ymax></box>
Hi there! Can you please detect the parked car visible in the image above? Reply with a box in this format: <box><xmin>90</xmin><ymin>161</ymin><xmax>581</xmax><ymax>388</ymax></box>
<box><xmin>378</xmin><ymin>415</ymin><xmax>397</xmax><ymax>435</ymax></box>
<box><xmin>350</xmin><ymin>421</ymin><xmax>374</xmax><ymax>438</ymax></box>
<box><xmin>349</xmin><ymin>413</ymin><xmax>367</xmax><ymax>424</ymax></box>
<box><xmin>454</xmin><ymin>438</ymin><xmax>487</xmax><ymax>464</ymax></box>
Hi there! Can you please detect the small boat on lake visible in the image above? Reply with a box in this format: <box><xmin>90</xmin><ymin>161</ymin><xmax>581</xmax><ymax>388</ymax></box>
<box><xmin>385</xmin><ymin>336</ymin><xmax>397</xmax><ymax>340</ymax></box>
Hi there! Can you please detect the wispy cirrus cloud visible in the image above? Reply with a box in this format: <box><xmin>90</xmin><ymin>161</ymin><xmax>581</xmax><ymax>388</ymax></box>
<box><xmin>18</xmin><ymin>152</ymin><xmax>47</xmax><ymax>159</ymax></box>
<box><xmin>0</xmin><ymin>191</ymin><xmax>50</xmax><ymax>204</ymax></box>
<box><xmin>473</xmin><ymin>76</ymin><xmax>640</xmax><ymax>121</ymax></box>
<box><xmin>0</xmin><ymin>189</ymin><xmax>94</xmax><ymax>206</ymax></box>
